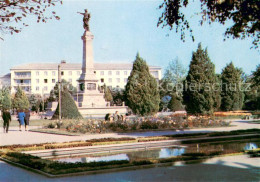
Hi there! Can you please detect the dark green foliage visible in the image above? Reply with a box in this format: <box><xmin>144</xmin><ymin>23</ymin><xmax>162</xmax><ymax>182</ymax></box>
<box><xmin>12</xmin><ymin>87</ymin><xmax>30</xmax><ymax>110</ymax></box>
<box><xmin>52</xmin><ymin>90</ymin><xmax>82</xmax><ymax>119</ymax></box>
<box><xmin>28</xmin><ymin>94</ymin><xmax>42</xmax><ymax>112</ymax></box>
<box><xmin>0</xmin><ymin>87</ymin><xmax>12</xmax><ymax>110</ymax></box>
<box><xmin>103</xmin><ymin>84</ymin><xmax>113</xmax><ymax>102</ymax></box>
<box><xmin>158</xmin><ymin>0</ymin><xmax>259</xmax><ymax>49</ymax></box>
<box><xmin>111</xmin><ymin>88</ymin><xmax>126</xmax><ymax>106</ymax></box>
<box><xmin>221</xmin><ymin>62</ymin><xmax>244</xmax><ymax>111</ymax></box>
<box><xmin>244</xmin><ymin>65</ymin><xmax>260</xmax><ymax>110</ymax></box>
<box><xmin>183</xmin><ymin>44</ymin><xmax>218</xmax><ymax>115</ymax></box>
<box><xmin>125</xmin><ymin>53</ymin><xmax>160</xmax><ymax>116</ymax></box>
<box><xmin>168</xmin><ymin>93</ymin><xmax>184</xmax><ymax>111</ymax></box>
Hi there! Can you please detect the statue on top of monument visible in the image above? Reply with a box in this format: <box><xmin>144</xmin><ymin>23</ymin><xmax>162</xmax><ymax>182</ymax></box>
<box><xmin>78</xmin><ymin>9</ymin><xmax>91</xmax><ymax>31</ymax></box>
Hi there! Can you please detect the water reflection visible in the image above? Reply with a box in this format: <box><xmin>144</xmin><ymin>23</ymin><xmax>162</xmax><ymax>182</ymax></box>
<box><xmin>244</xmin><ymin>143</ymin><xmax>258</xmax><ymax>150</ymax></box>
<box><xmin>53</xmin><ymin>141</ymin><xmax>259</xmax><ymax>164</ymax></box>
<box><xmin>159</xmin><ymin>148</ymin><xmax>185</xmax><ymax>158</ymax></box>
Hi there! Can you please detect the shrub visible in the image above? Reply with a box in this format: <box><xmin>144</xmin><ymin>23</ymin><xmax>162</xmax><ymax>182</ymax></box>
<box><xmin>52</xmin><ymin>90</ymin><xmax>82</xmax><ymax>119</ymax></box>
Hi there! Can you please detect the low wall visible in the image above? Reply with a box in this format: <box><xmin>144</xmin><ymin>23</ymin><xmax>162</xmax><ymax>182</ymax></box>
<box><xmin>78</xmin><ymin>106</ymin><xmax>128</xmax><ymax>117</ymax></box>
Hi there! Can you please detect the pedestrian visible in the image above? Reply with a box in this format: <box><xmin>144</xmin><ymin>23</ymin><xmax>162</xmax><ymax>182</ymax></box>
<box><xmin>24</xmin><ymin>109</ymin><xmax>30</xmax><ymax>131</ymax></box>
<box><xmin>17</xmin><ymin>109</ymin><xmax>26</xmax><ymax>131</ymax></box>
<box><xmin>2</xmin><ymin>109</ymin><xmax>11</xmax><ymax>133</ymax></box>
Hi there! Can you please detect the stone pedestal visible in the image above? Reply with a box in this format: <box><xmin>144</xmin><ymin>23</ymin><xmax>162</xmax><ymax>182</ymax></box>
<box><xmin>76</xmin><ymin>31</ymin><xmax>109</xmax><ymax>108</ymax></box>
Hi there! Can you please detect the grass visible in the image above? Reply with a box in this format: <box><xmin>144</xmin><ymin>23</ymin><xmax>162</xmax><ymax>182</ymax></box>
<box><xmin>4</xmin><ymin>119</ymin><xmax>50</xmax><ymax>127</ymax></box>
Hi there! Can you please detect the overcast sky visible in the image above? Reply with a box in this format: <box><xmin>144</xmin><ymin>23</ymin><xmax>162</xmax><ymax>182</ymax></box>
<box><xmin>1</xmin><ymin>0</ymin><xmax>259</xmax><ymax>76</ymax></box>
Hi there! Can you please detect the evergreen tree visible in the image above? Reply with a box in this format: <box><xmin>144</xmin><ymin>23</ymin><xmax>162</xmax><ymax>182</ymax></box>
<box><xmin>103</xmin><ymin>84</ymin><xmax>113</xmax><ymax>102</ymax></box>
<box><xmin>52</xmin><ymin>89</ymin><xmax>83</xmax><ymax>119</ymax></box>
<box><xmin>1</xmin><ymin>89</ymin><xmax>12</xmax><ymax>110</ymax></box>
<box><xmin>221</xmin><ymin>62</ymin><xmax>244</xmax><ymax>111</ymax></box>
<box><xmin>183</xmin><ymin>43</ymin><xmax>218</xmax><ymax>115</ymax></box>
<box><xmin>12</xmin><ymin>87</ymin><xmax>30</xmax><ymax>110</ymax></box>
<box><xmin>168</xmin><ymin>93</ymin><xmax>184</xmax><ymax>112</ymax></box>
<box><xmin>125</xmin><ymin>53</ymin><xmax>160</xmax><ymax>116</ymax></box>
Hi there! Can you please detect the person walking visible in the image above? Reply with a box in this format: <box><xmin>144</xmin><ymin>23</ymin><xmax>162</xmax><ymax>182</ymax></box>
<box><xmin>2</xmin><ymin>109</ymin><xmax>11</xmax><ymax>133</ymax></box>
<box><xmin>17</xmin><ymin>109</ymin><xmax>26</xmax><ymax>131</ymax></box>
<box><xmin>24</xmin><ymin>109</ymin><xmax>30</xmax><ymax>131</ymax></box>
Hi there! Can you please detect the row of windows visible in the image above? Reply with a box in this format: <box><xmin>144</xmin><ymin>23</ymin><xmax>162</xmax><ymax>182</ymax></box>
<box><xmin>100</xmin><ymin>78</ymin><xmax>128</xmax><ymax>83</ymax></box>
<box><xmin>35</xmin><ymin>71</ymin><xmax>81</xmax><ymax>76</ymax></box>
<box><xmin>35</xmin><ymin>78</ymin><xmax>73</xmax><ymax>84</ymax></box>
<box><xmin>100</xmin><ymin>71</ymin><xmax>128</xmax><ymax>76</ymax></box>
<box><xmin>34</xmin><ymin>70</ymin><xmax>129</xmax><ymax>76</ymax></box>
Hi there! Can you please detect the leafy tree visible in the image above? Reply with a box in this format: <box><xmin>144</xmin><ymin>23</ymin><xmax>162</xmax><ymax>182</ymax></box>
<box><xmin>12</xmin><ymin>87</ymin><xmax>30</xmax><ymax>110</ymax></box>
<box><xmin>0</xmin><ymin>88</ymin><xmax>12</xmax><ymax>110</ymax></box>
<box><xmin>48</xmin><ymin>79</ymin><xmax>77</xmax><ymax>102</ymax></box>
<box><xmin>244</xmin><ymin>65</ymin><xmax>260</xmax><ymax>110</ymax></box>
<box><xmin>0</xmin><ymin>0</ymin><xmax>62</xmax><ymax>39</ymax></box>
<box><xmin>183</xmin><ymin>43</ymin><xmax>218</xmax><ymax>115</ymax></box>
<box><xmin>160</xmin><ymin>58</ymin><xmax>187</xmax><ymax>111</ymax></box>
<box><xmin>52</xmin><ymin>89</ymin><xmax>82</xmax><ymax>119</ymax></box>
<box><xmin>158</xmin><ymin>0</ymin><xmax>259</xmax><ymax>49</ymax></box>
<box><xmin>28</xmin><ymin>94</ymin><xmax>42</xmax><ymax>112</ymax></box>
<box><xmin>111</xmin><ymin>88</ymin><xmax>126</xmax><ymax>106</ymax></box>
<box><xmin>125</xmin><ymin>53</ymin><xmax>160</xmax><ymax>116</ymax></box>
<box><xmin>221</xmin><ymin>62</ymin><xmax>244</xmax><ymax>111</ymax></box>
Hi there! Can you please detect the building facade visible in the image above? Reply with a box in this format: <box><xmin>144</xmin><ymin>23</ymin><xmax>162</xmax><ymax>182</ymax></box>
<box><xmin>10</xmin><ymin>62</ymin><xmax>162</xmax><ymax>95</ymax></box>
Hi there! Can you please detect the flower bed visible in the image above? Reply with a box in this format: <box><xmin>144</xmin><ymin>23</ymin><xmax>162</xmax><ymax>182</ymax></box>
<box><xmin>45</xmin><ymin>116</ymin><xmax>230</xmax><ymax>134</ymax></box>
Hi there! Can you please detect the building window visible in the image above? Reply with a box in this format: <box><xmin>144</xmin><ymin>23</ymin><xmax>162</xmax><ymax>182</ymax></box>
<box><xmin>44</xmin><ymin>71</ymin><xmax>48</xmax><ymax>76</ymax></box>
<box><xmin>101</xmin><ymin>78</ymin><xmax>104</xmax><ymax>83</ymax></box>
<box><xmin>108</xmin><ymin>71</ymin><xmax>112</xmax><ymax>75</ymax></box>
<box><xmin>52</xmin><ymin>71</ymin><xmax>56</xmax><ymax>76</ymax></box>
<box><xmin>100</xmin><ymin>71</ymin><xmax>104</xmax><ymax>75</ymax></box>
<box><xmin>36</xmin><ymin>71</ymin><xmax>39</xmax><ymax>76</ymax></box>
<box><xmin>44</xmin><ymin>86</ymin><xmax>48</xmax><ymax>91</ymax></box>
<box><xmin>69</xmin><ymin>71</ymin><xmax>72</xmax><ymax>76</ymax></box>
<box><xmin>61</xmin><ymin>71</ymin><xmax>64</xmax><ymax>76</ymax></box>
<box><xmin>77</xmin><ymin>71</ymin><xmax>80</xmax><ymax>75</ymax></box>
<box><xmin>36</xmin><ymin>86</ymin><xmax>39</xmax><ymax>91</ymax></box>
<box><xmin>124</xmin><ymin>71</ymin><xmax>128</xmax><ymax>75</ymax></box>
<box><xmin>69</xmin><ymin>79</ymin><xmax>72</xmax><ymax>83</ymax></box>
<box><xmin>116</xmin><ymin>71</ymin><xmax>120</xmax><ymax>75</ymax></box>
<box><xmin>109</xmin><ymin>78</ymin><xmax>112</xmax><ymax>83</ymax></box>
<box><xmin>36</xmin><ymin>79</ymin><xmax>39</xmax><ymax>84</ymax></box>
<box><xmin>124</xmin><ymin>78</ymin><xmax>128</xmax><ymax>83</ymax></box>
<box><xmin>52</xmin><ymin>79</ymin><xmax>55</xmax><ymax>83</ymax></box>
<box><xmin>44</xmin><ymin>79</ymin><xmax>48</xmax><ymax>83</ymax></box>
<box><xmin>117</xmin><ymin>78</ymin><xmax>120</xmax><ymax>83</ymax></box>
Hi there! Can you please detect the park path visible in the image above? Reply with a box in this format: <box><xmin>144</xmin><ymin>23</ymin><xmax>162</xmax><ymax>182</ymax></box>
<box><xmin>0</xmin><ymin>120</ymin><xmax>259</xmax><ymax>146</ymax></box>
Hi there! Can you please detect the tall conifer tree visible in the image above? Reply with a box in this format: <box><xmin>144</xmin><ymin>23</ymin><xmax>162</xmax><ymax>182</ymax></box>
<box><xmin>183</xmin><ymin>43</ymin><xmax>218</xmax><ymax>115</ymax></box>
<box><xmin>221</xmin><ymin>62</ymin><xmax>244</xmax><ymax>111</ymax></box>
<box><xmin>125</xmin><ymin>53</ymin><xmax>160</xmax><ymax>116</ymax></box>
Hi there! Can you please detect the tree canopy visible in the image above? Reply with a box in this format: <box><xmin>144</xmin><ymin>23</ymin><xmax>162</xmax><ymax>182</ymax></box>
<box><xmin>221</xmin><ymin>62</ymin><xmax>244</xmax><ymax>111</ymax></box>
<box><xmin>125</xmin><ymin>53</ymin><xmax>160</xmax><ymax>116</ymax></box>
<box><xmin>12</xmin><ymin>87</ymin><xmax>30</xmax><ymax>110</ymax></box>
<box><xmin>158</xmin><ymin>0</ymin><xmax>259</xmax><ymax>49</ymax></box>
<box><xmin>183</xmin><ymin>43</ymin><xmax>219</xmax><ymax>115</ymax></box>
<box><xmin>0</xmin><ymin>0</ymin><xmax>62</xmax><ymax>39</ymax></box>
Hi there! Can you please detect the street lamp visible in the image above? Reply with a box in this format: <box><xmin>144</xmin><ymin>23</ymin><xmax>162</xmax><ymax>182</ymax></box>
<box><xmin>58</xmin><ymin>63</ymin><xmax>62</xmax><ymax>123</ymax></box>
<box><xmin>58</xmin><ymin>60</ymin><xmax>65</xmax><ymax>125</ymax></box>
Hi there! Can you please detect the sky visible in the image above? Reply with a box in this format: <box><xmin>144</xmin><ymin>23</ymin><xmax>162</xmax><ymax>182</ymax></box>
<box><xmin>0</xmin><ymin>0</ymin><xmax>259</xmax><ymax>76</ymax></box>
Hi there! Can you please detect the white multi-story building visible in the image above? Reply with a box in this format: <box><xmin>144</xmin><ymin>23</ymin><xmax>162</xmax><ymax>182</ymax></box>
<box><xmin>10</xmin><ymin>62</ymin><xmax>162</xmax><ymax>95</ymax></box>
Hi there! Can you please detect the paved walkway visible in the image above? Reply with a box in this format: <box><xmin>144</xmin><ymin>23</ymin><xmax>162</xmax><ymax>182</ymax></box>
<box><xmin>0</xmin><ymin>120</ymin><xmax>259</xmax><ymax>146</ymax></box>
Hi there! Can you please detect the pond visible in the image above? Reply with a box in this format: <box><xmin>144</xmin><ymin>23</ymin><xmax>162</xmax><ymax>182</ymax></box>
<box><xmin>52</xmin><ymin>139</ymin><xmax>259</xmax><ymax>163</ymax></box>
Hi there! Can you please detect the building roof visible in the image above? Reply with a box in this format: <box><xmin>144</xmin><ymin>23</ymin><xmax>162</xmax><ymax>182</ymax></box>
<box><xmin>10</xmin><ymin>62</ymin><xmax>161</xmax><ymax>71</ymax></box>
